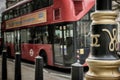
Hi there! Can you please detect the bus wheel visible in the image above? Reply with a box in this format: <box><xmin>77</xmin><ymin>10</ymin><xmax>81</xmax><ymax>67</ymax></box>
<box><xmin>39</xmin><ymin>50</ymin><xmax>47</xmax><ymax>67</ymax></box>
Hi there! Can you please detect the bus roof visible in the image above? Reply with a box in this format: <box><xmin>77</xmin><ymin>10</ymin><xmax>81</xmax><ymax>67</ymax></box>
<box><xmin>3</xmin><ymin>0</ymin><xmax>32</xmax><ymax>12</ymax></box>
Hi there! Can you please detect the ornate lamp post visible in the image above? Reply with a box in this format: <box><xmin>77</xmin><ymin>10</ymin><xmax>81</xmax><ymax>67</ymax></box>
<box><xmin>85</xmin><ymin>0</ymin><xmax>120</xmax><ymax>80</ymax></box>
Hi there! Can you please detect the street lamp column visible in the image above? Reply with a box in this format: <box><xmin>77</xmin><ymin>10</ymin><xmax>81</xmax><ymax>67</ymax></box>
<box><xmin>85</xmin><ymin>0</ymin><xmax>120</xmax><ymax>80</ymax></box>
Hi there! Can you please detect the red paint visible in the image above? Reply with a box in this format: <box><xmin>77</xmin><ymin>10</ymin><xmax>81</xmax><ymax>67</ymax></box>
<box><xmin>21</xmin><ymin>43</ymin><xmax>53</xmax><ymax>66</ymax></box>
<box><xmin>6</xmin><ymin>43</ymin><xmax>15</xmax><ymax>57</ymax></box>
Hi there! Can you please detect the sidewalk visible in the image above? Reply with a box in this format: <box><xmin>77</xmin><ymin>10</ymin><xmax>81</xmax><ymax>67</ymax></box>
<box><xmin>0</xmin><ymin>57</ymin><xmax>70</xmax><ymax>80</ymax></box>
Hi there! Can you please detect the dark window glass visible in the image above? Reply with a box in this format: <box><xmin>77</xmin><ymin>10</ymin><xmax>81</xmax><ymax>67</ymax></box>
<box><xmin>76</xmin><ymin>10</ymin><xmax>94</xmax><ymax>48</ymax></box>
<box><xmin>13</xmin><ymin>9</ymin><xmax>17</xmax><ymax>18</ymax></box>
<box><xmin>33</xmin><ymin>0</ymin><xmax>53</xmax><ymax>10</ymax></box>
<box><xmin>3</xmin><ymin>13</ymin><xmax>9</xmax><ymax>21</ymax></box>
<box><xmin>9</xmin><ymin>10</ymin><xmax>13</xmax><ymax>19</ymax></box>
<box><xmin>28</xmin><ymin>26</ymin><xmax>48</xmax><ymax>44</ymax></box>
<box><xmin>21</xmin><ymin>29</ymin><xmax>27</xmax><ymax>43</ymax></box>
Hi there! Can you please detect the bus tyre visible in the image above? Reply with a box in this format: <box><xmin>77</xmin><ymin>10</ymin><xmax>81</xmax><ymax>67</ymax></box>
<box><xmin>39</xmin><ymin>51</ymin><xmax>47</xmax><ymax>67</ymax></box>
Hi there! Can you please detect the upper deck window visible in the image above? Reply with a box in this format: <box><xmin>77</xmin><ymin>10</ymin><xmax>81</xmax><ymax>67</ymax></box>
<box><xmin>2</xmin><ymin>0</ymin><xmax>53</xmax><ymax>21</ymax></box>
<box><xmin>9</xmin><ymin>10</ymin><xmax>13</xmax><ymax>19</ymax></box>
<box><xmin>33</xmin><ymin>0</ymin><xmax>53</xmax><ymax>10</ymax></box>
<box><xmin>2</xmin><ymin>13</ymin><xmax>9</xmax><ymax>21</ymax></box>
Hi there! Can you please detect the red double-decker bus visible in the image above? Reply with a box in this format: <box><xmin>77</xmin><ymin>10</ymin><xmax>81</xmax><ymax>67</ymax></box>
<box><xmin>1</xmin><ymin>0</ymin><xmax>95</xmax><ymax>68</ymax></box>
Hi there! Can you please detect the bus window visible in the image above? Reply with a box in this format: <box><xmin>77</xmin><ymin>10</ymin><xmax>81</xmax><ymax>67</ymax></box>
<box><xmin>13</xmin><ymin>9</ymin><xmax>17</xmax><ymax>18</ymax></box>
<box><xmin>6</xmin><ymin>32</ymin><xmax>11</xmax><ymax>43</ymax></box>
<box><xmin>21</xmin><ymin>29</ymin><xmax>27</xmax><ymax>43</ymax></box>
<box><xmin>9</xmin><ymin>10</ymin><xmax>13</xmax><ymax>19</ymax></box>
<box><xmin>63</xmin><ymin>24</ymin><xmax>74</xmax><ymax>64</ymax></box>
<box><xmin>33</xmin><ymin>0</ymin><xmax>53</xmax><ymax>10</ymax></box>
<box><xmin>14</xmin><ymin>30</ymin><xmax>21</xmax><ymax>52</ymax></box>
<box><xmin>26</xmin><ymin>3</ymin><xmax>32</xmax><ymax>13</ymax></box>
<box><xmin>41</xmin><ymin>0</ymin><xmax>50</xmax><ymax>7</ymax></box>
<box><xmin>54</xmin><ymin>26</ymin><xmax>64</xmax><ymax>64</ymax></box>
<box><xmin>43</xmin><ymin>32</ymin><xmax>48</xmax><ymax>44</ymax></box>
<box><xmin>75</xmin><ymin>11</ymin><xmax>92</xmax><ymax>64</ymax></box>
<box><xmin>26</xmin><ymin>28</ymin><xmax>31</xmax><ymax>43</ymax></box>
<box><xmin>28</xmin><ymin>28</ymin><xmax>35</xmax><ymax>43</ymax></box>
<box><xmin>49</xmin><ymin>0</ymin><xmax>53</xmax><ymax>5</ymax></box>
<box><xmin>11</xmin><ymin>32</ymin><xmax>14</xmax><ymax>44</ymax></box>
<box><xmin>5</xmin><ymin>32</ymin><xmax>14</xmax><ymax>46</ymax></box>
<box><xmin>24</xmin><ymin>4</ymin><xmax>28</xmax><ymax>14</ymax></box>
<box><xmin>54</xmin><ymin>24</ymin><xmax>74</xmax><ymax>65</ymax></box>
<box><xmin>28</xmin><ymin>26</ymin><xmax>48</xmax><ymax>44</ymax></box>
<box><xmin>54</xmin><ymin>26</ymin><xmax>61</xmax><ymax>44</ymax></box>
<box><xmin>20</xmin><ymin>6</ymin><xmax>24</xmax><ymax>15</ymax></box>
<box><xmin>4</xmin><ymin>33</ymin><xmax>7</xmax><ymax>46</ymax></box>
<box><xmin>3</xmin><ymin>13</ymin><xmax>9</xmax><ymax>21</ymax></box>
<box><xmin>41</xmin><ymin>26</ymin><xmax>48</xmax><ymax>44</ymax></box>
<box><xmin>76</xmin><ymin>12</ymin><xmax>91</xmax><ymax>48</ymax></box>
<box><xmin>21</xmin><ymin>4</ymin><xmax>27</xmax><ymax>15</ymax></box>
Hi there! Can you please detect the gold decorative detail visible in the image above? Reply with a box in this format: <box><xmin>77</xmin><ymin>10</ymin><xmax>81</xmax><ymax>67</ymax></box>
<box><xmin>91</xmin><ymin>34</ymin><xmax>100</xmax><ymax>47</ymax></box>
<box><xmin>102</xmin><ymin>28</ymin><xmax>118</xmax><ymax>51</ymax></box>
<box><xmin>91</xmin><ymin>11</ymin><xmax>118</xmax><ymax>24</ymax></box>
<box><xmin>85</xmin><ymin>59</ymin><xmax>120</xmax><ymax>80</ymax></box>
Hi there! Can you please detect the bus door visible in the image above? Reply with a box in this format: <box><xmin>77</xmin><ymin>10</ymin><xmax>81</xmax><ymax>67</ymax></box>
<box><xmin>54</xmin><ymin>24</ymin><xmax>74</xmax><ymax>66</ymax></box>
<box><xmin>54</xmin><ymin>26</ymin><xmax>64</xmax><ymax>65</ymax></box>
<box><xmin>14</xmin><ymin>30</ymin><xmax>21</xmax><ymax>52</ymax></box>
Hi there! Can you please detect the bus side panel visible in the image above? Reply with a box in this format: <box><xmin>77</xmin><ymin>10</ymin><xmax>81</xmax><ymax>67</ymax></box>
<box><xmin>7</xmin><ymin>43</ymin><xmax>15</xmax><ymax>57</ymax></box>
<box><xmin>21</xmin><ymin>43</ymin><xmax>54</xmax><ymax>66</ymax></box>
<box><xmin>21</xmin><ymin>43</ymin><xmax>36</xmax><ymax>61</ymax></box>
<box><xmin>33</xmin><ymin>44</ymin><xmax>53</xmax><ymax>66</ymax></box>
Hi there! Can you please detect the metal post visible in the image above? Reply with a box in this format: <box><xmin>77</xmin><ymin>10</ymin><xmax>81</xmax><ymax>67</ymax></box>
<box><xmin>85</xmin><ymin>0</ymin><xmax>120</xmax><ymax>80</ymax></box>
<box><xmin>2</xmin><ymin>50</ymin><xmax>7</xmax><ymax>80</ymax></box>
<box><xmin>15</xmin><ymin>52</ymin><xmax>21</xmax><ymax>80</ymax></box>
<box><xmin>71</xmin><ymin>60</ymin><xmax>83</xmax><ymax>80</ymax></box>
<box><xmin>35</xmin><ymin>56</ymin><xmax>43</xmax><ymax>80</ymax></box>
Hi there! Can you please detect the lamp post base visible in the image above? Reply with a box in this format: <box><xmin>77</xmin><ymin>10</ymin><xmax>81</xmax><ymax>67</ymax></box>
<box><xmin>85</xmin><ymin>59</ymin><xmax>120</xmax><ymax>80</ymax></box>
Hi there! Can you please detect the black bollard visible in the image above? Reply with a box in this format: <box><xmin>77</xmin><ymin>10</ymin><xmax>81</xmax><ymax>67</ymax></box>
<box><xmin>35</xmin><ymin>56</ymin><xmax>43</xmax><ymax>80</ymax></box>
<box><xmin>15</xmin><ymin>52</ymin><xmax>21</xmax><ymax>80</ymax></box>
<box><xmin>2</xmin><ymin>50</ymin><xmax>7</xmax><ymax>80</ymax></box>
<box><xmin>71</xmin><ymin>60</ymin><xmax>83</xmax><ymax>80</ymax></box>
